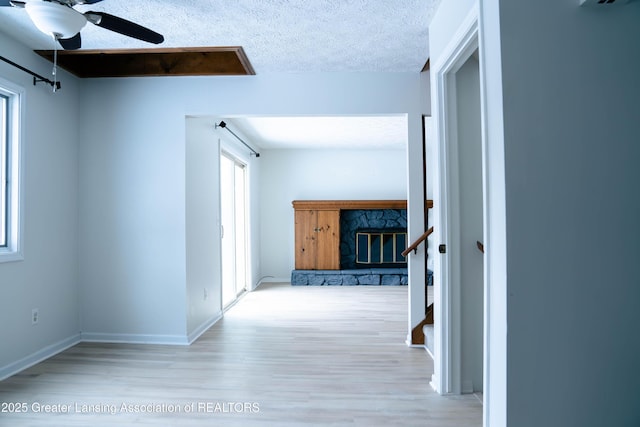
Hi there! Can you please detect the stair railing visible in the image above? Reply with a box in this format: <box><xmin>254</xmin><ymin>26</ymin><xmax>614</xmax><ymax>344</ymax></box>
<box><xmin>402</xmin><ymin>227</ymin><xmax>434</xmax><ymax>257</ymax></box>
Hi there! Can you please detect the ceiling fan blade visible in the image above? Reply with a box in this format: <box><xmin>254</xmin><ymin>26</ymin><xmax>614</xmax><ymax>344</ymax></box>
<box><xmin>58</xmin><ymin>33</ymin><xmax>82</xmax><ymax>50</ymax></box>
<box><xmin>1</xmin><ymin>0</ymin><xmax>20</xmax><ymax>6</ymax></box>
<box><xmin>85</xmin><ymin>11</ymin><xmax>164</xmax><ymax>44</ymax></box>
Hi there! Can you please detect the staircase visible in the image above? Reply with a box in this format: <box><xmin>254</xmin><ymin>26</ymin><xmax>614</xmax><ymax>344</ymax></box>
<box><xmin>411</xmin><ymin>303</ymin><xmax>433</xmax><ymax>345</ymax></box>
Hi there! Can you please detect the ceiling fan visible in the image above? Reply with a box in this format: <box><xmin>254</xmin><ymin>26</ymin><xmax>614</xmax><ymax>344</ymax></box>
<box><xmin>0</xmin><ymin>0</ymin><xmax>164</xmax><ymax>50</ymax></box>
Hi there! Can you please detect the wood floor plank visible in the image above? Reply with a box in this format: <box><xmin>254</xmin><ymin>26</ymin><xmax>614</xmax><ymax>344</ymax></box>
<box><xmin>0</xmin><ymin>283</ymin><xmax>481</xmax><ymax>426</ymax></box>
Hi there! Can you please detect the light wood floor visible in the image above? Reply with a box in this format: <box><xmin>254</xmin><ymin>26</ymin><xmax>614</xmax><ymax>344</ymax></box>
<box><xmin>0</xmin><ymin>283</ymin><xmax>481</xmax><ymax>426</ymax></box>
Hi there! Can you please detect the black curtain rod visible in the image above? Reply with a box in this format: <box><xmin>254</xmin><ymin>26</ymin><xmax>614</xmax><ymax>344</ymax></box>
<box><xmin>0</xmin><ymin>55</ymin><xmax>61</xmax><ymax>91</ymax></box>
<box><xmin>215</xmin><ymin>121</ymin><xmax>260</xmax><ymax>158</ymax></box>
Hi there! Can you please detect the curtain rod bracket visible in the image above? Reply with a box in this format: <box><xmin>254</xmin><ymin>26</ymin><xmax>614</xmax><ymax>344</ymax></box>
<box><xmin>0</xmin><ymin>55</ymin><xmax>61</xmax><ymax>91</ymax></box>
<box><xmin>215</xmin><ymin>121</ymin><xmax>260</xmax><ymax>158</ymax></box>
<box><xmin>33</xmin><ymin>76</ymin><xmax>61</xmax><ymax>91</ymax></box>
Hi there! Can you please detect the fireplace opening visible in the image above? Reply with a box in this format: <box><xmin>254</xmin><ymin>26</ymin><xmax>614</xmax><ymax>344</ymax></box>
<box><xmin>340</xmin><ymin>209</ymin><xmax>408</xmax><ymax>270</ymax></box>
<box><xmin>356</xmin><ymin>230</ymin><xmax>407</xmax><ymax>266</ymax></box>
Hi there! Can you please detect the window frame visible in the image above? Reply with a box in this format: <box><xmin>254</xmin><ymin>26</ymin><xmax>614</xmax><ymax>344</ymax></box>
<box><xmin>0</xmin><ymin>77</ymin><xmax>24</xmax><ymax>263</ymax></box>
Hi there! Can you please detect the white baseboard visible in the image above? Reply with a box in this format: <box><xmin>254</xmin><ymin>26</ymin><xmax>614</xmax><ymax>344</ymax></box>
<box><xmin>1</xmin><ymin>311</ymin><xmax>231</xmax><ymax>381</ymax></box>
<box><xmin>462</xmin><ymin>380</ymin><xmax>474</xmax><ymax>394</ymax></box>
<box><xmin>430</xmin><ymin>374</ymin><xmax>439</xmax><ymax>392</ymax></box>
<box><xmin>187</xmin><ymin>313</ymin><xmax>223</xmax><ymax>344</ymax></box>
<box><xmin>406</xmin><ymin>343</ymin><xmax>425</xmax><ymax>348</ymax></box>
<box><xmin>257</xmin><ymin>277</ymin><xmax>290</xmax><ymax>286</ymax></box>
<box><xmin>425</xmin><ymin>345</ymin><xmax>435</xmax><ymax>360</ymax></box>
<box><xmin>80</xmin><ymin>332</ymin><xmax>191</xmax><ymax>346</ymax></box>
<box><xmin>0</xmin><ymin>334</ymin><xmax>81</xmax><ymax>381</ymax></box>
<box><xmin>1</xmin><ymin>315</ymin><xmax>227</xmax><ymax>381</ymax></box>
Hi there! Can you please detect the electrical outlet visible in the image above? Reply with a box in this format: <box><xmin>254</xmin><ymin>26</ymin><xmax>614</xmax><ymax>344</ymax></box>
<box><xmin>32</xmin><ymin>308</ymin><xmax>39</xmax><ymax>325</ymax></box>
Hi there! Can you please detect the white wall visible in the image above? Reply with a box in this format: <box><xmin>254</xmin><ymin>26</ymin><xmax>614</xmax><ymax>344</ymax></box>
<box><xmin>77</xmin><ymin>72</ymin><xmax>426</xmax><ymax>343</ymax></box>
<box><xmin>493</xmin><ymin>2</ymin><xmax>640</xmax><ymax>426</ymax></box>
<box><xmin>433</xmin><ymin>0</ymin><xmax>640</xmax><ymax>424</ymax></box>
<box><xmin>0</xmin><ymin>36</ymin><xmax>82</xmax><ymax>378</ymax></box>
<box><xmin>78</xmin><ymin>78</ymin><xmax>188</xmax><ymax>343</ymax></box>
<box><xmin>185</xmin><ymin>117</ymin><xmax>223</xmax><ymax>338</ymax></box>
<box><xmin>258</xmin><ymin>148</ymin><xmax>407</xmax><ymax>280</ymax></box>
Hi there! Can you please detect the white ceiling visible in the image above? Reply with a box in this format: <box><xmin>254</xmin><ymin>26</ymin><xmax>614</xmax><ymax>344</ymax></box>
<box><xmin>0</xmin><ymin>0</ymin><xmax>440</xmax><ymax>73</ymax></box>
<box><xmin>0</xmin><ymin>0</ymin><xmax>439</xmax><ymax>150</ymax></box>
<box><xmin>227</xmin><ymin>115</ymin><xmax>408</xmax><ymax>151</ymax></box>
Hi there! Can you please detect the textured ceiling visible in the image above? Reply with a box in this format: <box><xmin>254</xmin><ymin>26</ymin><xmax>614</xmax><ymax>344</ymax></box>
<box><xmin>0</xmin><ymin>1</ymin><xmax>439</xmax><ymax>150</ymax></box>
<box><xmin>0</xmin><ymin>0</ymin><xmax>440</xmax><ymax>73</ymax></box>
<box><xmin>227</xmin><ymin>116</ymin><xmax>408</xmax><ymax>150</ymax></box>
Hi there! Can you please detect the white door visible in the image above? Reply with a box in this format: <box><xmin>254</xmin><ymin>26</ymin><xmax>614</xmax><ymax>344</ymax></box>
<box><xmin>220</xmin><ymin>152</ymin><xmax>248</xmax><ymax>308</ymax></box>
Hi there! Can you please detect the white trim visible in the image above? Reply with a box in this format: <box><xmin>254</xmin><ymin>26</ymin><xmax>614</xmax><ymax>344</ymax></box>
<box><xmin>257</xmin><ymin>276</ymin><xmax>290</xmax><ymax>285</ymax></box>
<box><xmin>219</xmin><ymin>145</ymin><xmax>251</xmax><ymax>308</ymax></box>
<box><xmin>425</xmin><ymin>345</ymin><xmax>435</xmax><ymax>360</ymax></box>
<box><xmin>1</xmin><ymin>315</ymin><xmax>225</xmax><ymax>380</ymax></box>
<box><xmin>478</xmin><ymin>0</ymin><xmax>508</xmax><ymax>424</ymax></box>
<box><xmin>432</xmin><ymin>3</ymin><xmax>480</xmax><ymax>396</ymax></box>
<box><xmin>80</xmin><ymin>332</ymin><xmax>191</xmax><ymax>346</ymax></box>
<box><xmin>187</xmin><ymin>313</ymin><xmax>223</xmax><ymax>344</ymax></box>
<box><xmin>0</xmin><ymin>76</ymin><xmax>25</xmax><ymax>263</ymax></box>
<box><xmin>0</xmin><ymin>334</ymin><xmax>81</xmax><ymax>381</ymax></box>
<box><xmin>216</xmin><ymin>137</ymin><xmax>224</xmax><ymax>312</ymax></box>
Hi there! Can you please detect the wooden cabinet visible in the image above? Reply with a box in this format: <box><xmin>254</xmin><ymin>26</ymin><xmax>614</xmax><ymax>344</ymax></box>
<box><xmin>292</xmin><ymin>200</ymin><xmax>409</xmax><ymax>271</ymax></box>
<box><xmin>294</xmin><ymin>209</ymin><xmax>340</xmax><ymax>270</ymax></box>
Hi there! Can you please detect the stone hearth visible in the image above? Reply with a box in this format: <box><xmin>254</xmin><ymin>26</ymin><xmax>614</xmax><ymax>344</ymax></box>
<box><xmin>291</xmin><ymin>268</ymin><xmax>408</xmax><ymax>286</ymax></box>
<box><xmin>291</xmin><ymin>268</ymin><xmax>433</xmax><ymax>287</ymax></box>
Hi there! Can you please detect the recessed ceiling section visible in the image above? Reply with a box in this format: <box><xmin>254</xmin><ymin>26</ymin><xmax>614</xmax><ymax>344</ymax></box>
<box><xmin>227</xmin><ymin>116</ymin><xmax>408</xmax><ymax>150</ymax></box>
<box><xmin>34</xmin><ymin>46</ymin><xmax>255</xmax><ymax>78</ymax></box>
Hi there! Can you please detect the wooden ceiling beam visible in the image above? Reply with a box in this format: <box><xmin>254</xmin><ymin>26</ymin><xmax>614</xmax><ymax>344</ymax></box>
<box><xmin>421</xmin><ymin>58</ymin><xmax>430</xmax><ymax>73</ymax></box>
<box><xmin>34</xmin><ymin>46</ymin><xmax>256</xmax><ymax>78</ymax></box>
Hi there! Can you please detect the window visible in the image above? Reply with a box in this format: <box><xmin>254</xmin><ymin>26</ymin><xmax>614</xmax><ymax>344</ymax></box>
<box><xmin>1</xmin><ymin>93</ymin><xmax>7</xmax><ymax>247</ymax></box>
<box><xmin>0</xmin><ymin>78</ymin><xmax>23</xmax><ymax>262</ymax></box>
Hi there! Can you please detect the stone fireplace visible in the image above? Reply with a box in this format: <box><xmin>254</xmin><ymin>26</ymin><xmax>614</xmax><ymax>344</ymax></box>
<box><xmin>340</xmin><ymin>209</ymin><xmax>407</xmax><ymax>270</ymax></box>
<box><xmin>291</xmin><ymin>200</ymin><xmax>409</xmax><ymax>286</ymax></box>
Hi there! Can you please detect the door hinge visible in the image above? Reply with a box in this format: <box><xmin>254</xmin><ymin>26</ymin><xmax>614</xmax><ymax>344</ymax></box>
<box><xmin>439</xmin><ymin>244</ymin><xmax>447</xmax><ymax>254</ymax></box>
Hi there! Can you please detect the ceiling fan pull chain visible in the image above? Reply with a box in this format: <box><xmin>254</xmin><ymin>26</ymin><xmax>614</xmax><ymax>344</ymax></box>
<box><xmin>51</xmin><ymin>35</ymin><xmax>58</xmax><ymax>93</ymax></box>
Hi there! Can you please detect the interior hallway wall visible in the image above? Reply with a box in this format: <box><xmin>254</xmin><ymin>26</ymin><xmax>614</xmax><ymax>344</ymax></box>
<box><xmin>0</xmin><ymin>36</ymin><xmax>82</xmax><ymax>377</ymax></box>
<box><xmin>185</xmin><ymin>117</ymin><xmax>223</xmax><ymax>338</ymax></box>
<box><xmin>77</xmin><ymin>72</ymin><xmax>425</xmax><ymax>343</ymax></box>
<box><xmin>495</xmin><ymin>2</ymin><xmax>640</xmax><ymax>425</ymax></box>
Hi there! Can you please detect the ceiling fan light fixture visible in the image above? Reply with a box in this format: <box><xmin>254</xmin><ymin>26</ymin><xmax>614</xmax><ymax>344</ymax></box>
<box><xmin>25</xmin><ymin>1</ymin><xmax>87</xmax><ymax>39</ymax></box>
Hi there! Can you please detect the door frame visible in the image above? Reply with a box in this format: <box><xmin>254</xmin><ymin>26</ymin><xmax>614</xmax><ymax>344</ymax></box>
<box><xmin>219</xmin><ymin>146</ymin><xmax>250</xmax><ymax>310</ymax></box>
<box><xmin>431</xmin><ymin>2</ymin><xmax>488</xmax><ymax>400</ymax></box>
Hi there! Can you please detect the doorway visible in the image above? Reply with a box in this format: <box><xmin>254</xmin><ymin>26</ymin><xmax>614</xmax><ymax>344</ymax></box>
<box><xmin>220</xmin><ymin>151</ymin><xmax>248</xmax><ymax>308</ymax></box>
<box><xmin>432</xmin><ymin>16</ymin><xmax>485</xmax><ymax>400</ymax></box>
<box><xmin>455</xmin><ymin>50</ymin><xmax>484</xmax><ymax>394</ymax></box>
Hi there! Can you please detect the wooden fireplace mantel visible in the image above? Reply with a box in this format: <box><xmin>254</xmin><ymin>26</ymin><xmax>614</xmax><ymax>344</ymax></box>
<box><xmin>292</xmin><ymin>200</ymin><xmax>432</xmax><ymax>211</ymax></box>
<box><xmin>292</xmin><ymin>200</ymin><xmax>407</xmax><ymax>211</ymax></box>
